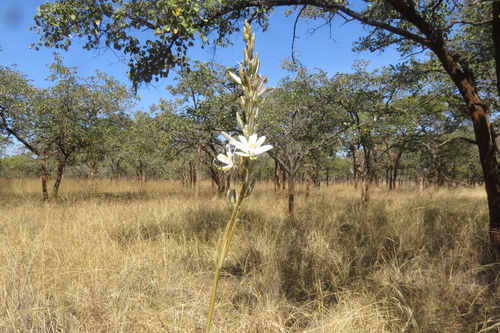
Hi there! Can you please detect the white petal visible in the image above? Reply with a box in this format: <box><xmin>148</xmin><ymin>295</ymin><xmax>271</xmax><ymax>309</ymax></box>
<box><xmin>254</xmin><ymin>144</ymin><xmax>273</xmax><ymax>154</ymax></box>
<box><xmin>247</xmin><ymin>133</ymin><xmax>258</xmax><ymax>145</ymax></box>
<box><xmin>231</xmin><ymin>140</ymin><xmax>247</xmax><ymax>152</ymax></box>
<box><xmin>217</xmin><ymin>154</ymin><xmax>231</xmax><ymax>164</ymax></box>
<box><xmin>238</xmin><ymin>135</ymin><xmax>249</xmax><ymax>146</ymax></box>
<box><xmin>255</xmin><ymin>135</ymin><xmax>266</xmax><ymax>147</ymax></box>
<box><xmin>224</xmin><ymin>145</ymin><xmax>233</xmax><ymax>158</ymax></box>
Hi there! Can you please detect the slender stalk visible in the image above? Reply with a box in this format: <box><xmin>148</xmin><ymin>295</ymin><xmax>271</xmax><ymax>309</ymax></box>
<box><xmin>206</xmin><ymin>174</ymin><xmax>248</xmax><ymax>333</ymax></box>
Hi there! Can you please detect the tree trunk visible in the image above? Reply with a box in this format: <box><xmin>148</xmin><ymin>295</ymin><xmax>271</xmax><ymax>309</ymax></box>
<box><xmin>195</xmin><ymin>138</ymin><xmax>202</xmax><ymax>201</ymax></box>
<box><xmin>353</xmin><ymin>150</ymin><xmax>359</xmax><ymax>190</ymax></box>
<box><xmin>352</xmin><ymin>151</ymin><xmax>359</xmax><ymax>190</ymax></box>
<box><xmin>138</xmin><ymin>160</ymin><xmax>146</xmax><ymax>192</ymax></box>
<box><xmin>391</xmin><ymin>150</ymin><xmax>403</xmax><ymax>190</ymax></box>
<box><xmin>52</xmin><ymin>154</ymin><xmax>68</xmax><ymax>198</ymax></box>
<box><xmin>288</xmin><ymin>171</ymin><xmax>296</xmax><ymax>216</ymax></box>
<box><xmin>442</xmin><ymin>57</ymin><xmax>500</xmax><ymax>249</ymax></box>
<box><xmin>112</xmin><ymin>159</ymin><xmax>121</xmax><ymax>182</ymax></box>
<box><xmin>314</xmin><ymin>166</ymin><xmax>320</xmax><ymax>187</ymax></box>
<box><xmin>305</xmin><ymin>160</ymin><xmax>312</xmax><ymax>200</ymax></box>
<box><xmin>208</xmin><ymin>166</ymin><xmax>225</xmax><ymax>194</ymax></box>
<box><xmin>471</xmin><ymin>106</ymin><xmax>500</xmax><ymax>248</ymax></box>
<box><xmin>189</xmin><ymin>161</ymin><xmax>194</xmax><ymax>187</ymax></box>
<box><xmin>391</xmin><ymin>164</ymin><xmax>398</xmax><ymax>190</ymax></box>
<box><xmin>418</xmin><ymin>168</ymin><xmax>426</xmax><ymax>193</ymax></box>
<box><xmin>361</xmin><ymin>175</ymin><xmax>370</xmax><ymax>204</ymax></box>
<box><xmin>274</xmin><ymin>159</ymin><xmax>281</xmax><ymax>191</ymax></box>
<box><xmin>281</xmin><ymin>167</ymin><xmax>286</xmax><ymax>191</ymax></box>
<box><xmin>40</xmin><ymin>158</ymin><xmax>49</xmax><ymax>201</ymax></box>
<box><xmin>386</xmin><ymin>166</ymin><xmax>392</xmax><ymax>189</ymax></box>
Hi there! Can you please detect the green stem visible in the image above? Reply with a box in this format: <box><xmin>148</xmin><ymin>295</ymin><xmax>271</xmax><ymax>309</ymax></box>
<box><xmin>205</xmin><ymin>175</ymin><xmax>249</xmax><ymax>333</ymax></box>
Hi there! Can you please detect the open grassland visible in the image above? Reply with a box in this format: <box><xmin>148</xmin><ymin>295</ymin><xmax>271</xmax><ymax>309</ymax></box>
<box><xmin>1</xmin><ymin>178</ymin><xmax>500</xmax><ymax>332</ymax></box>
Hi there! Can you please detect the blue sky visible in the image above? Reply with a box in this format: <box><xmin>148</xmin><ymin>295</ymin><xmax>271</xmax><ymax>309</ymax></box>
<box><xmin>0</xmin><ymin>0</ymin><xmax>405</xmax><ymax>112</ymax></box>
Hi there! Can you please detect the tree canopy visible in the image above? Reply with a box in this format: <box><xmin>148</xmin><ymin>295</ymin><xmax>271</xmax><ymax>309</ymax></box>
<box><xmin>0</xmin><ymin>56</ymin><xmax>136</xmax><ymax>199</ymax></box>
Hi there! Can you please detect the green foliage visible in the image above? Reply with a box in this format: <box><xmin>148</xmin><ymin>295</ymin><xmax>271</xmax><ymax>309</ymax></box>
<box><xmin>0</xmin><ymin>66</ymin><xmax>35</xmax><ymax>145</ymax></box>
<box><xmin>44</xmin><ymin>55</ymin><xmax>135</xmax><ymax>157</ymax></box>
<box><xmin>2</xmin><ymin>56</ymin><xmax>135</xmax><ymax>158</ymax></box>
<box><xmin>164</xmin><ymin>61</ymin><xmax>239</xmax><ymax>139</ymax></box>
<box><xmin>262</xmin><ymin>65</ymin><xmax>348</xmax><ymax>171</ymax></box>
<box><xmin>122</xmin><ymin>111</ymin><xmax>172</xmax><ymax>180</ymax></box>
<box><xmin>0</xmin><ymin>153</ymin><xmax>40</xmax><ymax>178</ymax></box>
<box><xmin>0</xmin><ymin>56</ymin><xmax>136</xmax><ymax>197</ymax></box>
<box><xmin>33</xmin><ymin>0</ymin><xmax>273</xmax><ymax>87</ymax></box>
<box><xmin>31</xmin><ymin>0</ymin><xmax>493</xmax><ymax>88</ymax></box>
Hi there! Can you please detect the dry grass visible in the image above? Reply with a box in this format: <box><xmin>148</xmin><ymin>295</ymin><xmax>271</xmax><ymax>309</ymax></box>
<box><xmin>1</xmin><ymin>178</ymin><xmax>500</xmax><ymax>332</ymax></box>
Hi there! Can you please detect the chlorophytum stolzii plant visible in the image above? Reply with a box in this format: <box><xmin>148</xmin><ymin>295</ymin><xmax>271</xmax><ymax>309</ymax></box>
<box><xmin>206</xmin><ymin>20</ymin><xmax>274</xmax><ymax>332</ymax></box>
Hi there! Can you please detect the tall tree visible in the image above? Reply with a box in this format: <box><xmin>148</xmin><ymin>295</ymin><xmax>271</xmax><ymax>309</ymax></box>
<box><xmin>0</xmin><ymin>65</ymin><xmax>58</xmax><ymax>199</ymax></box>
<box><xmin>0</xmin><ymin>57</ymin><xmax>135</xmax><ymax>199</ymax></box>
<box><xmin>32</xmin><ymin>0</ymin><xmax>500</xmax><ymax>248</ymax></box>
<box><xmin>262</xmin><ymin>66</ymin><xmax>348</xmax><ymax>213</ymax></box>
<box><xmin>330</xmin><ymin>64</ymin><xmax>391</xmax><ymax>202</ymax></box>
<box><xmin>118</xmin><ymin>111</ymin><xmax>171</xmax><ymax>189</ymax></box>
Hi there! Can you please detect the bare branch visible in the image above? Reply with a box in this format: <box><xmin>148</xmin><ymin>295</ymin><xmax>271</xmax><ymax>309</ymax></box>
<box><xmin>291</xmin><ymin>6</ymin><xmax>307</xmax><ymax>64</ymax></box>
<box><xmin>434</xmin><ymin>136</ymin><xmax>477</xmax><ymax>149</ymax></box>
<box><xmin>440</xmin><ymin>19</ymin><xmax>493</xmax><ymax>31</ymax></box>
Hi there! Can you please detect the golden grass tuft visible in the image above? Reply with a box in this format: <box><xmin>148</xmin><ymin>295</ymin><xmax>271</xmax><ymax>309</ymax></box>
<box><xmin>1</xmin><ymin>178</ymin><xmax>499</xmax><ymax>332</ymax></box>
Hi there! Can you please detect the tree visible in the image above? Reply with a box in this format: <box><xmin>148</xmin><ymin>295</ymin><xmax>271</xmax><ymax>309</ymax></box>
<box><xmin>0</xmin><ymin>65</ymin><xmax>55</xmax><ymax>199</ymax></box>
<box><xmin>390</xmin><ymin>57</ymin><xmax>484</xmax><ymax>187</ymax></box>
<box><xmin>262</xmin><ymin>65</ymin><xmax>348</xmax><ymax>214</ymax></box>
<box><xmin>327</xmin><ymin>64</ymin><xmax>391</xmax><ymax>202</ymax></box>
<box><xmin>121</xmin><ymin>111</ymin><xmax>171</xmax><ymax>189</ymax></box>
<box><xmin>32</xmin><ymin>0</ymin><xmax>500</xmax><ymax>248</ymax></box>
<box><xmin>70</xmin><ymin>111</ymin><xmax>132</xmax><ymax>180</ymax></box>
<box><xmin>0</xmin><ymin>66</ymin><xmax>32</xmax><ymax>158</ymax></box>
<box><xmin>0</xmin><ymin>57</ymin><xmax>135</xmax><ymax>199</ymax></box>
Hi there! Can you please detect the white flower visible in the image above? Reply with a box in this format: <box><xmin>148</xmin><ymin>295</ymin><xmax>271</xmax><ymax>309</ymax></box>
<box><xmin>215</xmin><ymin>144</ymin><xmax>235</xmax><ymax>171</ymax></box>
<box><xmin>231</xmin><ymin>134</ymin><xmax>272</xmax><ymax>159</ymax></box>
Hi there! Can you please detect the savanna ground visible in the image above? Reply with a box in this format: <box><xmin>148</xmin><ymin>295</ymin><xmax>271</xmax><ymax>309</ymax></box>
<box><xmin>1</xmin><ymin>178</ymin><xmax>500</xmax><ymax>332</ymax></box>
